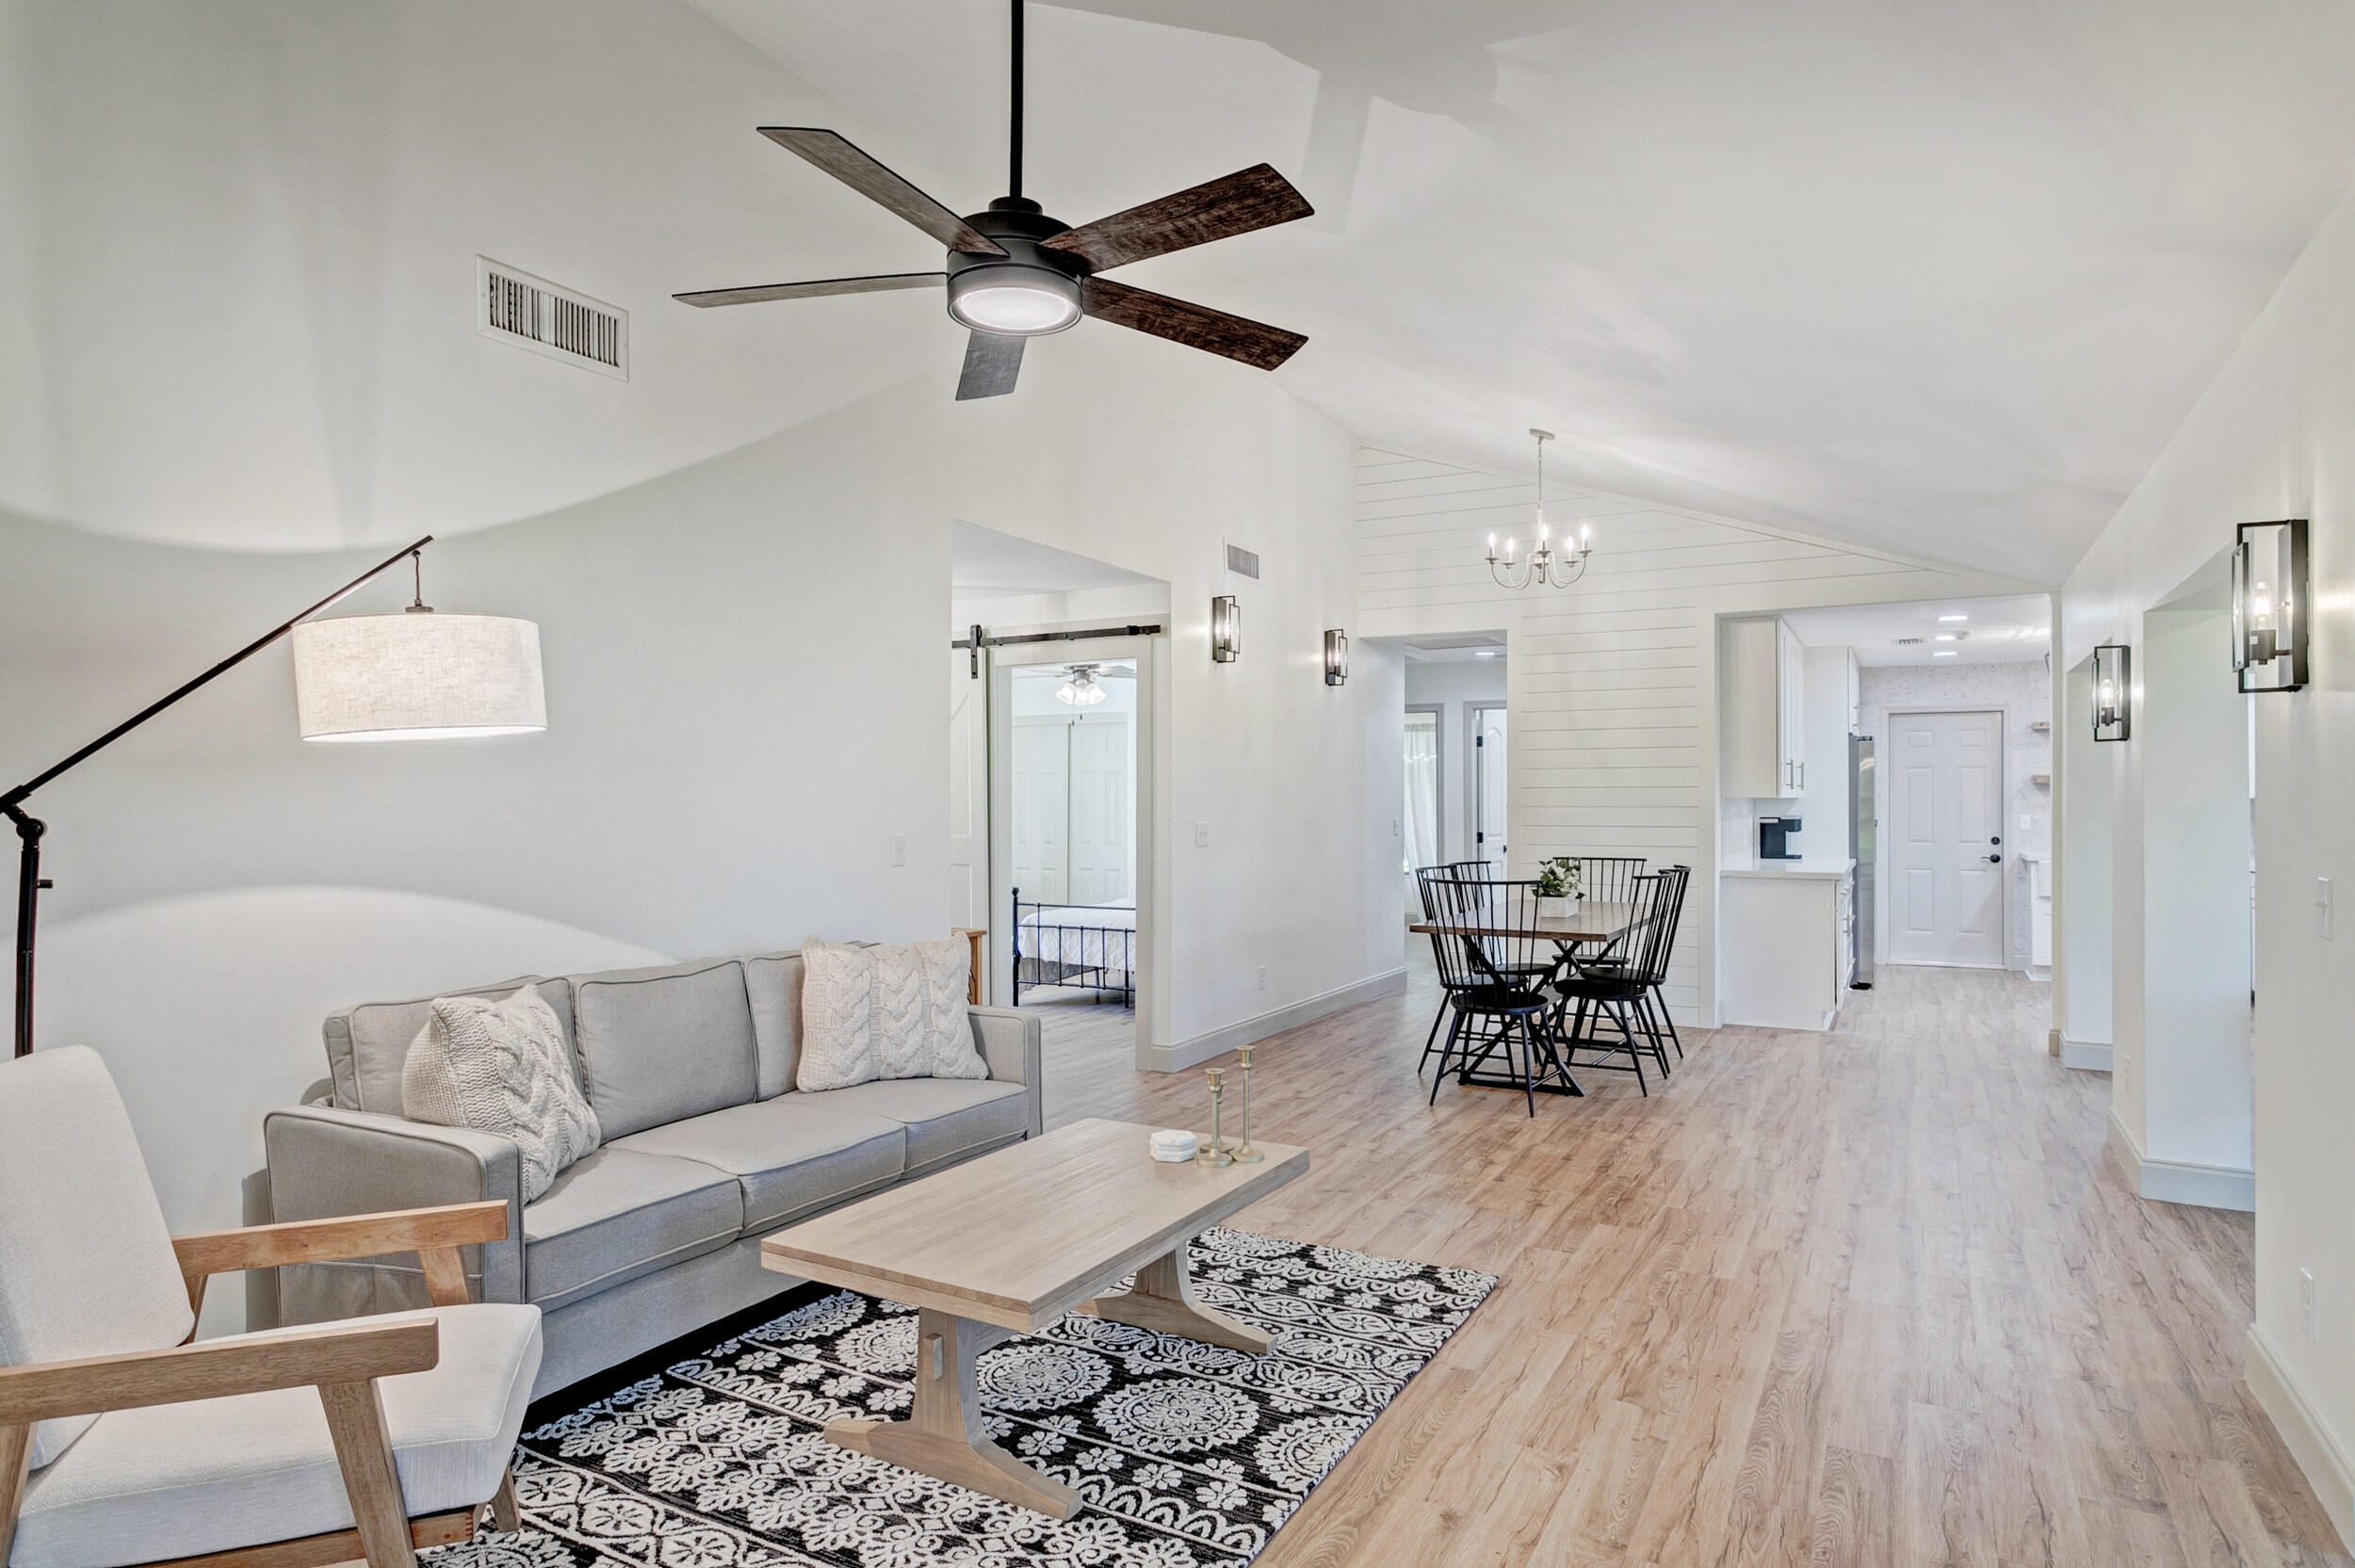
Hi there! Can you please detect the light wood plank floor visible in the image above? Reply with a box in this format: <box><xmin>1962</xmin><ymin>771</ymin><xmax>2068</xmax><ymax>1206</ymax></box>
<box><xmin>1047</xmin><ymin>957</ymin><xmax>2349</xmax><ymax>1568</ymax></box>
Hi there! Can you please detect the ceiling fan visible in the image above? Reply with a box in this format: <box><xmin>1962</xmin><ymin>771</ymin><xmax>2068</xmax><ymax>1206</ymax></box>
<box><xmin>674</xmin><ymin>1</ymin><xmax>1315</xmax><ymax>401</ymax></box>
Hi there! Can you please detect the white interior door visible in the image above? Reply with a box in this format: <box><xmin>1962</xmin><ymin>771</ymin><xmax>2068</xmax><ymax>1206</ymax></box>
<box><xmin>1887</xmin><ymin>709</ymin><xmax>2005</xmax><ymax>967</ymax></box>
<box><xmin>1068</xmin><ymin>713</ymin><xmax>1130</xmax><ymax>904</ymax></box>
<box><xmin>1011</xmin><ymin>717</ymin><xmax>1070</xmax><ymax>905</ymax></box>
<box><xmin>1473</xmin><ymin>703</ymin><xmax>1508</xmax><ymax>871</ymax></box>
<box><xmin>947</xmin><ymin>651</ymin><xmax>988</xmax><ymax>930</ymax></box>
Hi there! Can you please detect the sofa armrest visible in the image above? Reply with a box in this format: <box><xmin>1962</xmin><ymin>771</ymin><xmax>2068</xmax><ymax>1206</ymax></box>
<box><xmin>966</xmin><ymin>1007</ymin><xmax>1043</xmax><ymax>1138</ymax></box>
<box><xmin>264</xmin><ymin>1106</ymin><xmax>525</xmax><ymax>1311</ymax></box>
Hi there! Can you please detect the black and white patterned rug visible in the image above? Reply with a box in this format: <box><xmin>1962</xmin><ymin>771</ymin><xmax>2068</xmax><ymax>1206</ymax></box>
<box><xmin>430</xmin><ymin>1228</ymin><xmax>1495</xmax><ymax>1568</ymax></box>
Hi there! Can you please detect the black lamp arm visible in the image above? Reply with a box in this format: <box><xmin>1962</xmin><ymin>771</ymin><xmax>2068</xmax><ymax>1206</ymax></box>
<box><xmin>6</xmin><ymin>534</ymin><xmax>433</xmax><ymax>1058</ymax></box>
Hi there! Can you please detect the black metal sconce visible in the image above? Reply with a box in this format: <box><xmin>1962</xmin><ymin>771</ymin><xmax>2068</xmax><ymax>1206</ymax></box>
<box><xmin>1324</xmin><ymin>629</ymin><xmax>1348</xmax><ymax>686</ymax></box>
<box><xmin>1210</xmin><ymin>596</ymin><xmax>1241</xmax><ymax>663</ymax></box>
<box><xmin>2232</xmin><ymin>518</ymin><xmax>2309</xmax><ymax>693</ymax></box>
<box><xmin>2091</xmin><ymin>642</ymin><xmax>2130</xmax><ymax>742</ymax></box>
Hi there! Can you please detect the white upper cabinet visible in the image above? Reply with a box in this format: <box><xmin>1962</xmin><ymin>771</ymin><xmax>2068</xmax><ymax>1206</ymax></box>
<box><xmin>1720</xmin><ymin>616</ymin><xmax>1806</xmax><ymax>799</ymax></box>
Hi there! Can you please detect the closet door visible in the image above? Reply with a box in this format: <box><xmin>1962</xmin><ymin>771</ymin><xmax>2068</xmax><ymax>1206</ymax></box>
<box><xmin>1010</xmin><ymin>717</ymin><xmax>1071</xmax><ymax>904</ymax></box>
<box><xmin>1068</xmin><ymin>714</ymin><xmax>1131</xmax><ymax>904</ymax></box>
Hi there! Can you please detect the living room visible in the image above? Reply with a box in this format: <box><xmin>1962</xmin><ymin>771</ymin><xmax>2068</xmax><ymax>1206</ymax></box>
<box><xmin>9</xmin><ymin>5</ymin><xmax>2355</xmax><ymax>1566</ymax></box>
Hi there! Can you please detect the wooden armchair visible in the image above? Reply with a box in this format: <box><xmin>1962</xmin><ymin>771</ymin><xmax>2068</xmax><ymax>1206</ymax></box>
<box><xmin>0</xmin><ymin>1048</ymin><xmax>543</xmax><ymax>1568</ymax></box>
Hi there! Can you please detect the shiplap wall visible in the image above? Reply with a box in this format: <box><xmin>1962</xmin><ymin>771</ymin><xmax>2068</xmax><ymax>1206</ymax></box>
<box><xmin>1356</xmin><ymin>445</ymin><xmax>2042</xmax><ymax>1021</ymax></box>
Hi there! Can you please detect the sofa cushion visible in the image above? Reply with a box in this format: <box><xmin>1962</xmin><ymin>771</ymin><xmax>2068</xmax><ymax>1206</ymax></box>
<box><xmin>570</xmin><ymin>959</ymin><xmax>757</xmax><ymax>1139</ymax></box>
<box><xmin>402</xmin><ymin>989</ymin><xmax>601</xmax><ymax>1203</ymax></box>
<box><xmin>742</xmin><ymin>950</ymin><xmax>804</xmax><ymax>1099</ymax></box>
<box><xmin>523</xmin><ymin>1147</ymin><xmax>743</xmax><ymax>1311</ymax></box>
<box><xmin>610</xmin><ymin>1098</ymin><xmax>907</xmax><ymax>1232</ymax></box>
<box><xmin>804</xmin><ymin>1078</ymin><xmax>1031</xmax><ymax>1171</ymax></box>
<box><xmin>331</xmin><ymin>977</ymin><xmax>575</xmax><ymax>1118</ymax></box>
<box><xmin>9</xmin><ymin>1303</ymin><xmax>540</xmax><ymax>1568</ymax></box>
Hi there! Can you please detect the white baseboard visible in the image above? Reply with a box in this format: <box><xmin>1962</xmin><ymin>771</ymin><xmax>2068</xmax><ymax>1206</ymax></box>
<box><xmin>2246</xmin><ymin>1324</ymin><xmax>2355</xmax><ymax>1554</ymax></box>
<box><xmin>2106</xmin><ymin>1108</ymin><xmax>2255</xmax><ymax>1212</ymax></box>
<box><xmin>1144</xmin><ymin>967</ymin><xmax>1407</xmax><ymax>1073</ymax></box>
<box><xmin>2060</xmin><ymin>1036</ymin><xmax>2113</xmax><ymax>1073</ymax></box>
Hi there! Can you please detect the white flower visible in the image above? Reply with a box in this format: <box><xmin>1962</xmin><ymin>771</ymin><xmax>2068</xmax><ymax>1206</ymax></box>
<box><xmin>1195</xmin><ymin>1479</ymin><xmax>1246</xmax><ymax>1511</ymax></box>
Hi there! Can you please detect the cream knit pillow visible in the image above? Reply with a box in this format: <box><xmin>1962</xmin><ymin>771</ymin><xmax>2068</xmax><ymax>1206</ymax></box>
<box><xmin>402</xmin><ymin>988</ymin><xmax>601</xmax><ymax>1202</ymax></box>
<box><xmin>798</xmin><ymin>937</ymin><xmax>983</xmax><ymax>1091</ymax></box>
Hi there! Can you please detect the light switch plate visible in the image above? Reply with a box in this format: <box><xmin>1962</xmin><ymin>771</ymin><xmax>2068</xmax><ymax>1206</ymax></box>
<box><xmin>1194</xmin><ymin>821</ymin><xmax>1210</xmax><ymax>849</ymax></box>
<box><xmin>2018</xmin><ymin>814</ymin><xmax>2032</xmax><ymax>831</ymax></box>
<box><xmin>2318</xmin><ymin>877</ymin><xmax>2333</xmax><ymax>940</ymax></box>
<box><xmin>890</xmin><ymin>833</ymin><xmax>907</xmax><ymax>867</ymax></box>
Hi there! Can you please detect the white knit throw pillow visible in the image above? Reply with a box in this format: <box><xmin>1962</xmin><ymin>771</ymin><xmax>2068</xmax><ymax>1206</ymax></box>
<box><xmin>798</xmin><ymin>937</ymin><xmax>983</xmax><ymax>1091</ymax></box>
<box><xmin>402</xmin><ymin>988</ymin><xmax>601</xmax><ymax>1202</ymax></box>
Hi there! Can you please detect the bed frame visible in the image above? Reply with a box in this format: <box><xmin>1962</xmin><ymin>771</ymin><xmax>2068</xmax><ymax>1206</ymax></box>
<box><xmin>1011</xmin><ymin>887</ymin><xmax>1136</xmax><ymax>1007</ymax></box>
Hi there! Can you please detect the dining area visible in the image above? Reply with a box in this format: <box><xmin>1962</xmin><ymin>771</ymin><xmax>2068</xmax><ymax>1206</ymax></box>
<box><xmin>1405</xmin><ymin>858</ymin><xmax>1693</xmax><ymax>1113</ymax></box>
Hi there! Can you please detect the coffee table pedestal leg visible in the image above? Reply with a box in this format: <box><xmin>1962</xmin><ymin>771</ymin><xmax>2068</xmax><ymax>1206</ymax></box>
<box><xmin>822</xmin><ymin>1307</ymin><xmax>1082</xmax><ymax>1520</ymax></box>
<box><xmin>1081</xmin><ymin>1249</ymin><xmax>1272</xmax><ymax>1354</ymax></box>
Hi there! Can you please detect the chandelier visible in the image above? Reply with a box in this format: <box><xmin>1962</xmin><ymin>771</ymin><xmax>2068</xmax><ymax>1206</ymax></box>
<box><xmin>1056</xmin><ymin>664</ymin><xmax>1109</xmax><ymax>706</ymax></box>
<box><xmin>1486</xmin><ymin>428</ymin><xmax>1593</xmax><ymax>590</ymax></box>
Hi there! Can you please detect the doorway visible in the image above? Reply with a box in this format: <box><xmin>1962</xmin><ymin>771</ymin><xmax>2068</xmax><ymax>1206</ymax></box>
<box><xmin>1886</xmin><ymin>708</ymin><xmax>2006</xmax><ymax>967</ymax></box>
<box><xmin>1472</xmin><ymin>703</ymin><xmax>1508</xmax><ymax>872</ymax></box>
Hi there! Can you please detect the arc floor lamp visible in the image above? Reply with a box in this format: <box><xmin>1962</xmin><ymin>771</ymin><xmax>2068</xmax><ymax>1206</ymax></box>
<box><xmin>4</xmin><ymin>536</ymin><xmax>546</xmax><ymax>1057</ymax></box>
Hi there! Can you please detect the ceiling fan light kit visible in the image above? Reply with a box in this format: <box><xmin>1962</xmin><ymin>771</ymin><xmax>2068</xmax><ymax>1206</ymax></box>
<box><xmin>675</xmin><ymin>1</ymin><xmax>1313</xmax><ymax>400</ymax></box>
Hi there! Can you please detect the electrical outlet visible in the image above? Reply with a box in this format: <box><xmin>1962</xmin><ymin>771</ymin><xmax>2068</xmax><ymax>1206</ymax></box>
<box><xmin>1257</xmin><ymin>965</ymin><xmax>1268</xmax><ymax>992</ymax></box>
<box><xmin>2318</xmin><ymin>877</ymin><xmax>2333</xmax><ymax>940</ymax></box>
<box><xmin>890</xmin><ymin>833</ymin><xmax>907</xmax><ymax>867</ymax></box>
<box><xmin>1392</xmin><ymin>816</ymin><xmax>1402</xmax><ymax>838</ymax></box>
<box><xmin>2300</xmin><ymin>1268</ymin><xmax>2317</xmax><ymax>1342</ymax></box>
<box><xmin>1194</xmin><ymin>821</ymin><xmax>1210</xmax><ymax>849</ymax></box>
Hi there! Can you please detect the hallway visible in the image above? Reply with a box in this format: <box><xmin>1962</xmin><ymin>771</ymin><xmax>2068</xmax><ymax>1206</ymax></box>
<box><xmin>1054</xmin><ymin>960</ymin><xmax>2343</xmax><ymax>1565</ymax></box>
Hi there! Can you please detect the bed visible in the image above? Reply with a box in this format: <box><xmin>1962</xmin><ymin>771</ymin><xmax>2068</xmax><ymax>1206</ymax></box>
<box><xmin>1012</xmin><ymin>892</ymin><xmax>1136</xmax><ymax>1006</ymax></box>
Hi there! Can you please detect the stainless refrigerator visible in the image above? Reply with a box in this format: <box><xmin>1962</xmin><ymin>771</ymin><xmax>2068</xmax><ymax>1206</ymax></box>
<box><xmin>1849</xmin><ymin>734</ymin><xmax>1876</xmax><ymax>989</ymax></box>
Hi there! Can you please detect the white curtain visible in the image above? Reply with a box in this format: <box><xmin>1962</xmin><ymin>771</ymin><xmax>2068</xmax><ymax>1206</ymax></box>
<box><xmin>1404</xmin><ymin>713</ymin><xmax>1440</xmax><ymax>874</ymax></box>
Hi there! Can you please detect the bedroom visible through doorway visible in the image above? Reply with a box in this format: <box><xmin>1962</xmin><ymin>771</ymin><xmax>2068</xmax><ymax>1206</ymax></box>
<box><xmin>1010</xmin><ymin>658</ymin><xmax>1138</xmax><ymax>1011</ymax></box>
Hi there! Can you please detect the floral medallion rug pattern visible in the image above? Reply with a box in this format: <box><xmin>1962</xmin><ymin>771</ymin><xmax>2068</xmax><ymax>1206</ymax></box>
<box><xmin>430</xmin><ymin>1229</ymin><xmax>1496</xmax><ymax>1568</ymax></box>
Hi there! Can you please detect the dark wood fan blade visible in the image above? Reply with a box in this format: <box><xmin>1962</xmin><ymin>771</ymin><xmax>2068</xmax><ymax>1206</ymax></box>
<box><xmin>956</xmin><ymin>331</ymin><xmax>1025</xmax><ymax>400</ymax></box>
<box><xmin>1082</xmin><ymin>277</ymin><xmax>1307</xmax><ymax>371</ymax></box>
<box><xmin>756</xmin><ymin>127</ymin><xmax>1006</xmax><ymax>256</ymax></box>
<box><xmin>1042</xmin><ymin>164</ymin><xmax>1312</xmax><ymax>272</ymax></box>
<box><xmin>673</xmin><ymin>272</ymin><xmax>945</xmax><ymax>308</ymax></box>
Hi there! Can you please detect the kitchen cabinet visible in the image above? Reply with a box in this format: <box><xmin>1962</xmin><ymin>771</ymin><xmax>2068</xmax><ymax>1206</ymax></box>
<box><xmin>1719</xmin><ymin>616</ymin><xmax>1806</xmax><ymax>799</ymax></box>
<box><xmin>1719</xmin><ymin>858</ymin><xmax>1855</xmax><ymax>1030</ymax></box>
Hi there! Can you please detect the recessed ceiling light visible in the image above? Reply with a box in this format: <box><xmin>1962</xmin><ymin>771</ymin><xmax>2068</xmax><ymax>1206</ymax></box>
<box><xmin>1938</xmin><ymin>614</ymin><xmax>1969</xmax><ymax>622</ymax></box>
<box><xmin>1933</xmin><ymin>650</ymin><xmax>1958</xmax><ymax>657</ymax></box>
<box><xmin>1934</xmin><ymin>633</ymin><xmax>1958</xmax><ymax>641</ymax></box>
<box><xmin>1474</xmin><ymin>649</ymin><xmax>1499</xmax><ymax>658</ymax></box>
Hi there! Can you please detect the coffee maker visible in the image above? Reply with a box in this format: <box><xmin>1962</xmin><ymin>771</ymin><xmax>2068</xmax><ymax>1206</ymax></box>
<box><xmin>1758</xmin><ymin>815</ymin><xmax>1801</xmax><ymax>861</ymax></box>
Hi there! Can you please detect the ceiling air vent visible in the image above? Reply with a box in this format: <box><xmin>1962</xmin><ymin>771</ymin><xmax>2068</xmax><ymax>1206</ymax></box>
<box><xmin>1223</xmin><ymin>541</ymin><xmax>1262</xmax><ymax>580</ymax></box>
<box><xmin>1892</xmin><ymin>637</ymin><xmax>1925</xmax><ymax>646</ymax></box>
<box><xmin>478</xmin><ymin>258</ymin><xmax>627</xmax><ymax>380</ymax></box>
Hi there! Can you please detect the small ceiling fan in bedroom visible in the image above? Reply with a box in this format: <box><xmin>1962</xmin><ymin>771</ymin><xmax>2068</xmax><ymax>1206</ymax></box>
<box><xmin>674</xmin><ymin>0</ymin><xmax>1315</xmax><ymax>400</ymax></box>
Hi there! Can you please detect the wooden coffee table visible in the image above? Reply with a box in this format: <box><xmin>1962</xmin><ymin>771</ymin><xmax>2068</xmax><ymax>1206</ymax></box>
<box><xmin>759</xmin><ymin>1116</ymin><xmax>1308</xmax><ymax>1518</ymax></box>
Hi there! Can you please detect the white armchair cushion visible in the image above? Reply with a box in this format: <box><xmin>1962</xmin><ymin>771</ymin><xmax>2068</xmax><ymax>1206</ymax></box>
<box><xmin>401</xmin><ymin>988</ymin><xmax>601</xmax><ymax>1203</ymax></box>
<box><xmin>0</xmin><ymin>1047</ymin><xmax>195</xmax><ymax>1470</ymax></box>
<box><xmin>9</xmin><ymin>1303</ymin><xmax>542</xmax><ymax>1568</ymax></box>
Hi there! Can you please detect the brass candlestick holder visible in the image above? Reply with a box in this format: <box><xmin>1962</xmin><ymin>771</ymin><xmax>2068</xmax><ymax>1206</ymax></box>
<box><xmin>1232</xmin><ymin>1046</ymin><xmax>1264</xmax><ymax>1162</ymax></box>
<box><xmin>1197</xmin><ymin>1068</ymin><xmax>1234</xmax><ymax>1167</ymax></box>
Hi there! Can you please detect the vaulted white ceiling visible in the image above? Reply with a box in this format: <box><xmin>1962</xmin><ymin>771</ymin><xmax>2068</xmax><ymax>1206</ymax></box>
<box><xmin>8</xmin><ymin>1</ymin><xmax>2355</xmax><ymax>581</ymax></box>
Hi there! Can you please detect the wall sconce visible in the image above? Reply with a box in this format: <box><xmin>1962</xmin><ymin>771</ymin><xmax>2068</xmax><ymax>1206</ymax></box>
<box><xmin>2232</xmin><ymin>517</ymin><xmax>2309</xmax><ymax>693</ymax></box>
<box><xmin>2091</xmin><ymin>642</ymin><xmax>2131</xmax><ymax>742</ymax></box>
<box><xmin>1324</xmin><ymin>628</ymin><xmax>1348</xmax><ymax>686</ymax></box>
<box><xmin>1210</xmin><ymin>595</ymin><xmax>1241</xmax><ymax>663</ymax></box>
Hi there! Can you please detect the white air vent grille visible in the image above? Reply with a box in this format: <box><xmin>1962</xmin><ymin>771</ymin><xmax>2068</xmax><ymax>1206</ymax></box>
<box><xmin>1223</xmin><ymin>541</ymin><xmax>1261</xmax><ymax>580</ymax></box>
<box><xmin>478</xmin><ymin>258</ymin><xmax>626</xmax><ymax>379</ymax></box>
<box><xmin>1892</xmin><ymin>637</ymin><xmax>1925</xmax><ymax>645</ymax></box>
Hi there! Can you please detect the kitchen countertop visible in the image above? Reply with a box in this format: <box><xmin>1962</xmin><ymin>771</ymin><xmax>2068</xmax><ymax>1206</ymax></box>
<box><xmin>1721</xmin><ymin>855</ymin><xmax>1856</xmax><ymax>881</ymax></box>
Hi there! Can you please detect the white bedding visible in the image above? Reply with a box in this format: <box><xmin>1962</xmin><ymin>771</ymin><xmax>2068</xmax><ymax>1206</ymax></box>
<box><xmin>1017</xmin><ymin>901</ymin><xmax>1137</xmax><ymax>973</ymax></box>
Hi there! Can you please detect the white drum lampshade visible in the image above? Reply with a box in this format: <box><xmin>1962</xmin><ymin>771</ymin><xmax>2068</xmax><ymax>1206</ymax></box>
<box><xmin>292</xmin><ymin>612</ymin><xmax>546</xmax><ymax>742</ymax></box>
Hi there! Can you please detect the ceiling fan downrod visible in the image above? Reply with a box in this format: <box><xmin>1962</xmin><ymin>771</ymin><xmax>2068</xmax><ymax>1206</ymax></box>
<box><xmin>1008</xmin><ymin>0</ymin><xmax>1024</xmax><ymax>203</ymax></box>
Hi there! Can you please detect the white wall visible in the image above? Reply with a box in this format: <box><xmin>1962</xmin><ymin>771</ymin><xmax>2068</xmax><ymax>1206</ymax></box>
<box><xmin>2059</xmin><ymin>662</ymin><xmax>2114</xmax><ymax>1054</ymax></box>
<box><xmin>1403</xmin><ymin>658</ymin><xmax>1507</xmax><ymax>865</ymax></box>
<box><xmin>2059</xmin><ymin>171</ymin><xmax>2355</xmax><ymax>1546</ymax></box>
<box><xmin>1356</xmin><ymin>445</ymin><xmax>2041</xmax><ymax>1022</ymax></box>
<box><xmin>1857</xmin><ymin>659</ymin><xmax>2053</xmax><ymax>973</ymax></box>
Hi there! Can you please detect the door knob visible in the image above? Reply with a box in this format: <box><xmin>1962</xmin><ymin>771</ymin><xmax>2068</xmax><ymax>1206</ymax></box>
<box><xmin>1986</xmin><ymin>853</ymin><xmax>2001</xmax><ymax>864</ymax></box>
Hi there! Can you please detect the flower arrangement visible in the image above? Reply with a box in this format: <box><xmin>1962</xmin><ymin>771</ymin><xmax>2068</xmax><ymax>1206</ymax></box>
<box><xmin>1535</xmin><ymin>857</ymin><xmax>1584</xmax><ymax>915</ymax></box>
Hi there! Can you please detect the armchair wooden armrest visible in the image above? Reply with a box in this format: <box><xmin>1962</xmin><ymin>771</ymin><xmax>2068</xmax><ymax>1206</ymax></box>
<box><xmin>0</xmin><ymin>1318</ymin><xmax>439</xmax><ymax>1427</ymax></box>
<box><xmin>172</xmin><ymin>1200</ymin><xmax>510</xmax><ymax>1316</ymax></box>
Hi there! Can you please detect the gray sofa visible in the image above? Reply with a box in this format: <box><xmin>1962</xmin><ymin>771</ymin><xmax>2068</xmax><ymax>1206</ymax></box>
<box><xmin>264</xmin><ymin>951</ymin><xmax>1041</xmax><ymax>1398</ymax></box>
